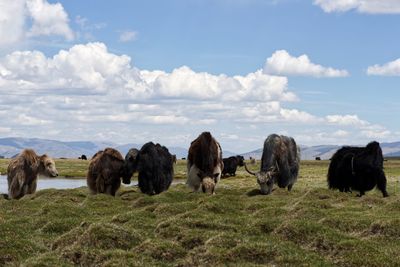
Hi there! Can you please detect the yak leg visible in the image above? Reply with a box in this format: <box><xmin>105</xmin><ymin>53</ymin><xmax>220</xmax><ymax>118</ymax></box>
<box><xmin>287</xmin><ymin>183</ymin><xmax>293</xmax><ymax>192</ymax></box>
<box><xmin>27</xmin><ymin>179</ymin><xmax>37</xmax><ymax>194</ymax></box>
<box><xmin>377</xmin><ymin>172</ymin><xmax>389</xmax><ymax>197</ymax></box>
<box><xmin>8</xmin><ymin>175</ymin><xmax>23</xmax><ymax>199</ymax></box>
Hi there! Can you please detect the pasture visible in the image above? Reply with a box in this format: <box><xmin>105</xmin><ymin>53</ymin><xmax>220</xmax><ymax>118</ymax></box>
<box><xmin>1</xmin><ymin>159</ymin><xmax>400</xmax><ymax>266</ymax></box>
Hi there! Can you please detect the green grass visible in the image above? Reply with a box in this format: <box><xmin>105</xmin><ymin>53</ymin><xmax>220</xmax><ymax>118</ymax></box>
<box><xmin>1</xmin><ymin>160</ymin><xmax>400</xmax><ymax>266</ymax></box>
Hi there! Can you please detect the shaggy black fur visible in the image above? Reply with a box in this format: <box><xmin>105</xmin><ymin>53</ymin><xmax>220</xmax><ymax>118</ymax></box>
<box><xmin>136</xmin><ymin>142</ymin><xmax>174</xmax><ymax>195</ymax></box>
<box><xmin>222</xmin><ymin>155</ymin><xmax>245</xmax><ymax>177</ymax></box>
<box><xmin>327</xmin><ymin>141</ymin><xmax>388</xmax><ymax>197</ymax></box>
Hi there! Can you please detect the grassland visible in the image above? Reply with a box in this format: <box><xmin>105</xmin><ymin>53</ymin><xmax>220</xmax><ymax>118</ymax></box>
<box><xmin>1</xmin><ymin>159</ymin><xmax>400</xmax><ymax>266</ymax></box>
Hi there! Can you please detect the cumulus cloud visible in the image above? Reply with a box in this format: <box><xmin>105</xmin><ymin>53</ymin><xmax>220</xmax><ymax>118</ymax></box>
<box><xmin>367</xmin><ymin>58</ymin><xmax>400</xmax><ymax>76</ymax></box>
<box><xmin>119</xmin><ymin>30</ymin><xmax>138</xmax><ymax>42</ymax></box>
<box><xmin>263</xmin><ymin>50</ymin><xmax>349</xmax><ymax>77</ymax></box>
<box><xmin>0</xmin><ymin>42</ymin><xmax>392</xmax><ymax>150</ymax></box>
<box><xmin>0</xmin><ymin>0</ymin><xmax>74</xmax><ymax>47</ymax></box>
<box><xmin>26</xmin><ymin>0</ymin><xmax>74</xmax><ymax>40</ymax></box>
<box><xmin>0</xmin><ymin>42</ymin><xmax>296</xmax><ymax>102</ymax></box>
<box><xmin>0</xmin><ymin>0</ymin><xmax>26</xmax><ymax>47</ymax></box>
<box><xmin>314</xmin><ymin>0</ymin><xmax>400</xmax><ymax>14</ymax></box>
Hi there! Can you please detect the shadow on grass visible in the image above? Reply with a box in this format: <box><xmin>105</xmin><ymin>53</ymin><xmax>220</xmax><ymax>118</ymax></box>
<box><xmin>247</xmin><ymin>189</ymin><xmax>261</xmax><ymax>197</ymax></box>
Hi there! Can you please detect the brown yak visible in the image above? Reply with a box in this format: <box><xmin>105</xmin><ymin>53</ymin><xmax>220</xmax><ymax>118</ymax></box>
<box><xmin>7</xmin><ymin>149</ymin><xmax>58</xmax><ymax>199</ymax></box>
<box><xmin>87</xmin><ymin>147</ymin><xmax>136</xmax><ymax>196</ymax></box>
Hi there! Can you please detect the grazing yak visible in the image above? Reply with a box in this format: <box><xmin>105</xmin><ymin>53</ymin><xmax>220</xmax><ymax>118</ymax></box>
<box><xmin>135</xmin><ymin>142</ymin><xmax>175</xmax><ymax>195</ymax></box>
<box><xmin>187</xmin><ymin>132</ymin><xmax>223</xmax><ymax>194</ymax></box>
<box><xmin>79</xmin><ymin>154</ymin><xmax>87</xmax><ymax>160</ymax></box>
<box><xmin>7</xmin><ymin>149</ymin><xmax>58</xmax><ymax>199</ymax></box>
<box><xmin>222</xmin><ymin>155</ymin><xmax>245</xmax><ymax>177</ymax></box>
<box><xmin>244</xmin><ymin>134</ymin><xmax>300</xmax><ymax>195</ymax></box>
<box><xmin>87</xmin><ymin>147</ymin><xmax>137</xmax><ymax>196</ymax></box>
<box><xmin>327</xmin><ymin>141</ymin><xmax>388</xmax><ymax>197</ymax></box>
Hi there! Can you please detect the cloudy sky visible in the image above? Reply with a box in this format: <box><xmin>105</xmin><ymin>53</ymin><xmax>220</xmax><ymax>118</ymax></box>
<box><xmin>0</xmin><ymin>0</ymin><xmax>399</xmax><ymax>153</ymax></box>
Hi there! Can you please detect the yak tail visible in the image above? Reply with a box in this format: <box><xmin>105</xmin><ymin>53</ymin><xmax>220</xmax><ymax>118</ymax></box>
<box><xmin>96</xmin><ymin>174</ymin><xmax>105</xmax><ymax>193</ymax></box>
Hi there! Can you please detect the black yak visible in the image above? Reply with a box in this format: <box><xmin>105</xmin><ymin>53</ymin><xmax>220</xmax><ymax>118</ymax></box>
<box><xmin>187</xmin><ymin>132</ymin><xmax>223</xmax><ymax>194</ymax></box>
<box><xmin>87</xmin><ymin>148</ymin><xmax>137</xmax><ymax>196</ymax></box>
<box><xmin>222</xmin><ymin>155</ymin><xmax>245</xmax><ymax>177</ymax></box>
<box><xmin>327</xmin><ymin>141</ymin><xmax>388</xmax><ymax>197</ymax></box>
<box><xmin>136</xmin><ymin>142</ymin><xmax>174</xmax><ymax>195</ymax></box>
<box><xmin>244</xmin><ymin>134</ymin><xmax>300</xmax><ymax>195</ymax></box>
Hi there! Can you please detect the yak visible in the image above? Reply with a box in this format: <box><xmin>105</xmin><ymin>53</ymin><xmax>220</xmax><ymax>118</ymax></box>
<box><xmin>87</xmin><ymin>147</ymin><xmax>137</xmax><ymax>196</ymax></box>
<box><xmin>135</xmin><ymin>142</ymin><xmax>174</xmax><ymax>195</ymax></box>
<box><xmin>7</xmin><ymin>149</ymin><xmax>58</xmax><ymax>199</ymax></box>
<box><xmin>244</xmin><ymin>134</ymin><xmax>300</xmax><ymax>195</ymax></box>
<box><xmin>327</xmin><ymin>141</ymin><xmax>388</xmax><ymax>197</ymax></box>
<box><xmin>187</xmin><ymin>132</ymin><xmax>223</xmax><ymax>194</ymax></box>
<box><xmin>222</xmin><ymin>155</ymin><xmax>245</xmax><ymax>177</ymax></box>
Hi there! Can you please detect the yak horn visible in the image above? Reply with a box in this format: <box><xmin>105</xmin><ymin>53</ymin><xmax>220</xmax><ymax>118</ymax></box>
<box><xmin>244</xmin><ymin>163</ymin><xmax>256</xmax><ymax>176</ymax></box>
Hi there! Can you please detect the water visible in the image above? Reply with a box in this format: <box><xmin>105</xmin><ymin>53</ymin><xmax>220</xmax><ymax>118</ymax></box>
<box><xmin>0</xmin><ymin>175</ymin><xmax>87</xmax><ymax>194</ymax></box>
<box><xmin>0</xmin><ymin>175</ymin><xmax>186</xmax><ymax>194</ymax></box>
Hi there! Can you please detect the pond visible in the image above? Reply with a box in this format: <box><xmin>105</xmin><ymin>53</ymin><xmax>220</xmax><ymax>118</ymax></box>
<box><xmin>0</xmin><ymin>175</ymin><xmax>186</xmax><ymax>194</ymax></box>
<box><xmin>0</xmin><ymin>175</ymin><xmax>87</xmax><ymax>194</ymax></box>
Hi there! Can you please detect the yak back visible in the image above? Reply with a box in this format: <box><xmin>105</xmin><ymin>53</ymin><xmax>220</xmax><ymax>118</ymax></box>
<box><xmin>89</xmin><ymin>148</ymin><xmax>125</xmax><ymax>181</ymax></box>
<box><xmin>188</xmin><ymin>132</ymin><xmax>221</xmax><ymax>176</ymax></box>
<box><xmin>7</xmin><ymin>149</ymin><xmax>41</xmax><ymax>185</ymax></box>
<box><xmin>261</xmin><ymin>134</ymin><xmax>299</xmax><ymax>186</ymax></box>
<box><xmin>328</xmin><ymin>141</ymin><xmax>384</xmax><ymax>190</ymax></box>
<box><xmin>137</xmin><ymin>142</ymin><xmax>174</xmax><ymax>173</ymax></box>
<box><xmin>136</xmin><ymin>142</ymin><xmax>174</xmax><ymax>191</ymax></box>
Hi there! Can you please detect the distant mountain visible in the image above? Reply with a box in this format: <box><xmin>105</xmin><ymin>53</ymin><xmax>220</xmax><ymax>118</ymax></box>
<box><xmin>1</xmin><ymin>137</ymin><xmax>400</xmax><ymax>160</ymax></box>
<box><xmin>240</xmin><ymin>142</ymin><xmax>400</xmax><ymax>160</ymax></box>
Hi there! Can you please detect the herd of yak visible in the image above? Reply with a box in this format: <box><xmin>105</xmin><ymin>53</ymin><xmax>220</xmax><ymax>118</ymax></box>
<box><xmin>4</xmin><ymin>132</ymin><xmax>389</xmax><ymax>200</ymax></box>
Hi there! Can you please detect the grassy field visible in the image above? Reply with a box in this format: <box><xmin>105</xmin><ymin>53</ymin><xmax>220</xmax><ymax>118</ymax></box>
<box><xmin>1</xmin><ymin>159</ymin><xmax>400</xmax><ymax>266</ymax></box>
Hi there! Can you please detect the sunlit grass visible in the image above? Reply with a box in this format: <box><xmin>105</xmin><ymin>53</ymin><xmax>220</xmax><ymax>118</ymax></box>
<box><xmin>1</xmin><ymin>159</ymin><xmax>400</xmax><ymax>266</ymax></box>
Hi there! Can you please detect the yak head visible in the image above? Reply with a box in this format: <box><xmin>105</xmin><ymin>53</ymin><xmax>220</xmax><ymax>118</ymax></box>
<box><xmin>236</xmin><ymin>155</ymin><xmax>245</xmax><ymax>167</ymax></box>
<box><xmin>244</xmin><ymin>163</ymin><xmax>277</xmax><ymax>195</ymax></box>
<box><xmin>39</xmin><ymin>154</ymin><xmax>59</xmax><ymax>177</ymax></box>
<box><xmin>197</xmin><ymin>170</ymin><xmax>219</xmax><ymax>194</ymax></box>
<box><xmin>122</xmin><ymin>148</ymin><xmax>139</xmax><ymax>184</ymax></box>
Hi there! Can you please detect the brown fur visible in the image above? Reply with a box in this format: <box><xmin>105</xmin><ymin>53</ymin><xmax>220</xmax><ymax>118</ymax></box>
<box><xmin>7</xmin><ymin>149</ymin><xmax>58</xmax><ymax>199</ymax></box>
<box><xmin>187</xmin><ymin>132</ymin><xmax>223</xmax><ymax>194</ymax></box>
<box><xmin>86</xmin><ymin>148</ymin><xmax>125</xmax><ymax>196</ymax></box>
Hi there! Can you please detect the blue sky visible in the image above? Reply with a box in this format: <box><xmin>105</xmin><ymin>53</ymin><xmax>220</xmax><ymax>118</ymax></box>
<box><xmin>0</xmin><ymin>0</ymin><xmax>399</xmax><ymax>152</ymax></box>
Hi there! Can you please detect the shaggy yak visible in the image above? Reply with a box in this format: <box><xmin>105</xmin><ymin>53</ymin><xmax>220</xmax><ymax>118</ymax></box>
<box><xmin>244</xmin><ymin>134</ymin><xmax>300</xmax><ymax>195</ymax></box>
<box><xmin>87</xmin><ymin>147</ymin><xmax>137</xmax><ymax>196</ymax></box>
<box><xmin>327</xmin><ymin>141</ymin><xmax>388</xmax><ymax>197</ymax></box>
<box><xmin>7</xmin><ymin>149</ymin><xmax>58</xmax><ymax>199</ymax></box>
<box><xmin>222</xmin><ymin>155</ymin><xmax>245</xmax><ymax>177</ymax></box>
<box><xmin>135</xmin><ymin>142</ymin><xmax>175</xmax><ymax>195</ymax></box>
<box><xmin>187</xmin><ymin>132</ymin><xmax>223</xmax><ymax>194</ymax></box>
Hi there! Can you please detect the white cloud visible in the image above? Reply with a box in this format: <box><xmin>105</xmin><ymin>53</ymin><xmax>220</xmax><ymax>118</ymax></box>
<box><xmin>0</xmin><ymin>42</ymin><xmax>394</xmax><ymax>150</ymax></box>
<box><xmin>0</xmin><ymin>0</ymin><xmax>74</xmax><ymax>48</ymax></box>
<box><xmin>314</xmin><ymin>0</ymin><xmax>400</xmax><ymax>14</ymax></box>
<box><xmin>119</xmin><ymin>30</ymin><xmax>138</xmax><ymax>42</ymax></box>
<box><xmin>0</xmin><ymin>0</ymin><xmax>26</xmax><ymax>47</ymax></box>
<box><xmin>263</xmin><ymin>50</ymin><xmax>349</xmax><ymax>77</ymax></box>
<box><xmin>15</xmin><ymin>114</ymin><xmax>51</xmax><ymax>126</ymax></box>
<box><xmin>325</xmin><ymin>114</ymin><xmax>368</xmax><ymax>126</ymax></box>
<box><xmin>0</xmin><ymin>42</ymin><xmax>297</xmax><ymax>103</ymax></box>
<box><xmin>367</xmin><ymin>58</ymin><xmax>400</xmax><ymax>76</ymax></box>
<box><xmin>26</xmin><ymin>0</ymin><xmax>74</xmax><ymax>40</ymax></box>
<box><xmin>332</xmin><ymin>130</ymin><xmax>349</xmax><ymax>137</ymax></box>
